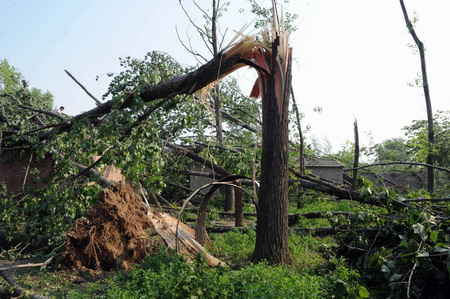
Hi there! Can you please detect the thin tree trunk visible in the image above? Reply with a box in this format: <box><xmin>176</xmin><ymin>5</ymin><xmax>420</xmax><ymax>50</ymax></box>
<box><xmin>291</xmin><ymin>89</ymin><xmax>305</xmax><ymax>208</ymax></box>
<box><xmin>234</xmin><ymin>180</ymin><xmax>244</xmax><ymax>227</ymax></box>
<box><xmin>211</xmin><ymin>0</ymin><xmax>234</xmax><ymax>210</ymax></box>
<box><xmin>291</xmin><ymin>88</ymin><xmax>305</xmax><ymax>174</ymax></box>
<box><xmin>352</xmin><ymin>119</ymin><xmax>359</xmax><ymax>190</ymax></box>
<box><xmin>213</xmin><ymin>85</ymin><xmax>224</xmax><ymax>144</ymax></box>
<box><xmin>223</xmin><ymin>185</ymin><xmax>235</xmax><ymax>211</ymax></box>
<box><xmin>399</xmin><ymin>0</ymin><xmax>434</xmax><ymax>193</ymax></box>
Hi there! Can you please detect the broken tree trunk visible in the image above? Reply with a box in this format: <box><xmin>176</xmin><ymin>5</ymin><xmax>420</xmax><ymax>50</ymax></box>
<box><xmin>399</xmin><ymin>0</ymin><xmax>435</xmax><ymax>193</ymax></box>
<box><xmin>252</xmin><ymin>36</ymin><xmax>293</xmax><ymax>265</ymax></box>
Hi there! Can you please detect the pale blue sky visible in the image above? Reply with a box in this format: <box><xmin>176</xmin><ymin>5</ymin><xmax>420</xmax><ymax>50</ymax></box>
<box><xmin>1</xmin><ymin>0</ymin><xmax>449</xmax><ymax>151</ymax></box>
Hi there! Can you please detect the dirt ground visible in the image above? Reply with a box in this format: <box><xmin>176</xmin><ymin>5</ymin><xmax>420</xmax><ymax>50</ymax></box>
<box><xmin>60</xmin><ymin>183</ymin><xmax>162</xmax><ymax>271</ymax></box>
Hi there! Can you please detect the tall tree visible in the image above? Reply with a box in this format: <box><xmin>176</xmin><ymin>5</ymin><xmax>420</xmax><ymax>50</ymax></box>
<box><xmin>0</xmin><ymin>59</ymin><xmax>54</xmax><ymax>132</ymax></box>
<box><xmin>399</xmin><ymin>0</ymin><xmax>435</xmax><ymax>192</ymax></box>
<box><xmin>404</xmin><ymin>111</ymin><xmax>450</xmax><ymax>169</ymax></box>
<box><xmin>179</xmin><ymin>0</ymin><xmax>235</xmax><ymax>211</ymax></box>
<box><xmin>370</xmin><ymin>137</ymin><xmax>412</xmax><ymax>165</ymax></box>
<box><xmin>249</xmin><ymin>4</ymin><xmax>293</xmax><ymax>264</ymax></box>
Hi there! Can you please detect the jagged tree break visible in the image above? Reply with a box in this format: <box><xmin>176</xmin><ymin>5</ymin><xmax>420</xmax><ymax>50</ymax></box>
<box><xmin>218</xmin><ymin>2</ymin><xmax>293</xmax><ymax>264</ymax></box>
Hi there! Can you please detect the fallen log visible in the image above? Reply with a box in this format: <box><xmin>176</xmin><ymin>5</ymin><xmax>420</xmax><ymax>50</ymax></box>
<box><xmin>203</xmin><ymin>225</ymin><xmax>380</xmax><ymax>236</ymax></box>
<box><xmin>218</xmin><ymin>211</ymin><xmax>353</xmax><ymax>218</ymax></box>
<box><xmin>0</xmin><ymin>268</ymin><xmax>49</xmax><ymax>299</ymax></box>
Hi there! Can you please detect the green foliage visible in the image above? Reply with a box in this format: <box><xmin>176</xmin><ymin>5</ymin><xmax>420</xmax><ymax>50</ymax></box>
<box><xmin>71</xmin><ymin>249</ymin><xmax>367</xmax><ymax>299</ymax></box>
<box><xmin>403</xmin><ymin>110</ymin><xmax>450</xmax><ymax>168</ymax></box>
<box><xmin>0</xmin><ymin>59</ymin><xmax>54</xmax><ymax>134</ymax></box>
<box><xmin>333</xmin><ymin>182</ymin><xmax>450</xmax><ymax>298</ymax></box>
<box><xmin>247</xmin><ymin>0</ymin><xmax>299</xmax><ymax>32</ymax></box>
<box><xmin>0</xmin><ymin>177</ymin><xmax>101</xmax><ymax>245</ymax></box>
<box><xmin>0</xmin><ymin>59</ymin><xmax>22</xmax><ymax>93</ymax></box>
<box><xmin>0</xmin><ymin>52</ymin><xmax>195</xmax><ymax>244</ymax></box>
<box><xmin>369</xmin><ymin>137</ymin><xmax>412</xmax><ymax>165</ymax></box>
<box><xmin>209</xmin><ymin>229</ymin><xmax>256</xmax><ymax>266</ymax></box>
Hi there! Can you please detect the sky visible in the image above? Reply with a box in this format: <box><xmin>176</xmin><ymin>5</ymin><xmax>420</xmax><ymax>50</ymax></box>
<box><xmin>1</xmin><ymin>0</ymin><xmax>449</xmax><ymax>152</ymax></box>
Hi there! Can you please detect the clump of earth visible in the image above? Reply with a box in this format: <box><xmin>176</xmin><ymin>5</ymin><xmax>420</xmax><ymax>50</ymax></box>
<box><xmin>60</xmin><ymin>183</ymin><xmax>161</xmax><ymax>271</ymax></box>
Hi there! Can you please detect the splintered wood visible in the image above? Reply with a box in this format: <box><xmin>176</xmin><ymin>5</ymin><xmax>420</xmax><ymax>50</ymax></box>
<box><xmin>146</xmin><ymin>209</ymin><xmax>222</xmax><ymax>266</ymax></box>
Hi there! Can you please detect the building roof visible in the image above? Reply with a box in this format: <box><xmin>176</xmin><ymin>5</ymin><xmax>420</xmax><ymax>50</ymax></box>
<box><xmin>305</xmin><ymin>157</ymin><xmax>344</xmax><ymax>168</ymax></box>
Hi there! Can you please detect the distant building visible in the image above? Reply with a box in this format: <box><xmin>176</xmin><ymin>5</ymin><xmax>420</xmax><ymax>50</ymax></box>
<box><xmin>0</xmin><ymin>150</ymin><xmax>124</xmax><ymax>192</ymax></box>
<box><xmin>189</xmin><ymin>157</ymin><xmax>345</xmax><ymax>192</ymax></box>
<box><xmin>360</xmin><ymin>171</ymin><xmax>427</xmax><ymax>191</ymax></box>
<box><xmin>304</xmin><ymin>157</ymin><xmax>344</xmax><ymax>184</ymax></box>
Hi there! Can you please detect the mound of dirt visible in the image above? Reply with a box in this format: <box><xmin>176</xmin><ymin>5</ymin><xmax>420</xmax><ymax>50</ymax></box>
<box><xmin>60</xmin><ymin>183</ymin><xmax>162</xmax><ymax>271</ymax></box>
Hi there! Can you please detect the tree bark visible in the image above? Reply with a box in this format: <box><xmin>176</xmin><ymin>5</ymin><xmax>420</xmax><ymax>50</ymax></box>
<box><xmin>252</xmin><ymin>39</ymin><xmax>292</xmax><ymax>265</ymax></box>
<box><xmin>223</xmin><ymin>184</ymin><xmax>235</xmax><ymax>211</ymax></box>
<box><xmin>234</xmin><ymin>180</ymin><xmax>244</xmax><ymax>227</ymax></box>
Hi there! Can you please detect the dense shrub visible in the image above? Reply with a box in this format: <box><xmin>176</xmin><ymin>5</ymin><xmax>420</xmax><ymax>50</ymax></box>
<box><xmin>88</xmin><ymin>249</ymin><xmax>368</xmax><ymax>299</ymax></box>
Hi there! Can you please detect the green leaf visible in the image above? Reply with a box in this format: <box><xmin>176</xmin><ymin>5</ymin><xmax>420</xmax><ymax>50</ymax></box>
<box><xmin>400</xmin><ymin>240</ymin><xmax>410</xmax><ymax>249</ymax></box>
<box><xmin>430</xmin><ymin>230</ymin><xmax>438</xmax><ymax>243</ymax></box>
<box><xmin>358</xmin><ymin>285</ymin><xmax>370</xmax><ymax>298</ymax></box>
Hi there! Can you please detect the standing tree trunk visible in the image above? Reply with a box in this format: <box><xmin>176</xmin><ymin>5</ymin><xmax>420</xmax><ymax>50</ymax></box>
<box><xmin>252</xmin><ymin>37</ymin><xmax>292</xmax><ymax>265</ymax></box>
<box><xmin>234</xmin><ymin>180</ymin><xmax>244</xmax><ymax>227</ymax></box>
<box><xmin>291</xmin><ymin>88</ymin><xmax>305</xmax><ymax>174</ymax></box>
<box><xmin>211</xmin><ymin>0</ymin><xmax>234</xmax><ymax>210</ymax></box>
<box><xmin>211</xmin><ymin>0</ymin><xmax>223</xmax><ymax>145</ymax></box>
<box><xmin>291</xmin><ymin>89</ymin><xmax>305</xmax><ymax>209</ymax></box>
<box><xmin>399</xmin><ymin>0</ymin><xmax>434</xmax><ymax>193</ymax></box>
<box><xmin>352</xmin><ymin>119</ymin><xmax>359</xmax><ymax>190</ymax></box>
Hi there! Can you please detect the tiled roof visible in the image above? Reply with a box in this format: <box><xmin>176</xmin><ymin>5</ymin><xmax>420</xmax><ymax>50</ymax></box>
<box><xmin>305</xmin><ymin>157</ymin><xmax>343</xmax><ymax>168</ymax></box>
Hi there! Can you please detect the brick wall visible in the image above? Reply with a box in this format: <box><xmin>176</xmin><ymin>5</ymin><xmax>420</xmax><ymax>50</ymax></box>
<box><xmin>0</xmin><ymin>149</ymin><xmax>54</xmax><ymax>192</ymax></box>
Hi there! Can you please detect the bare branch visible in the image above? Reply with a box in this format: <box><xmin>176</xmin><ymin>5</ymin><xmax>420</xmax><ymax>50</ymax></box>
<box><xmin>65</xmin><ymin>70</ymin><xmax>102</xmax><ymax>105</ymax></box>
<box><xmin>192</xmin><ymin>0</ymin><xmax>211</xmax><ymax>21</ymax></box>
<box><xmin>175</xmin><ymin>26</ymin><xmax>208</xmax><ymax>63</ymax></box>
<box><xmin>203</xmin><ymin>98</ymin><xmax>260</xmax><ymax>133</ymax></box>
<box><xmin>218</xmin><ymin>27</ymin><xmax>229</xmax><ymax>50</ymax></box>
<box><xmin>166</xmin><ymin>142</ymin><xmax>232</xmax><ymax>177</ymax></box>
<box><xmin>179</xmin><ymin>0</ymin><xmax>213</xmax><ymax>54</ymax></box>
<box><xmin>18</xmin><ymin>104</ymin><xmax>67</xmax><ymax>121</ymax></box>
<box><xmin>197</xmin><ymin>27</ymin><xmax>215</xmax><ymax>56</ymax></box>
